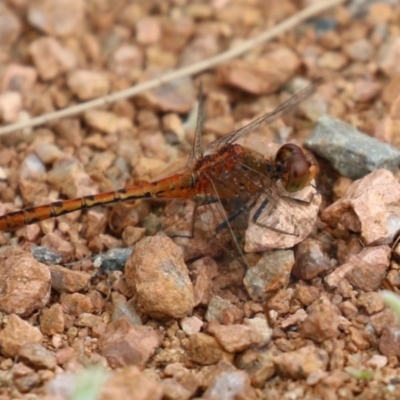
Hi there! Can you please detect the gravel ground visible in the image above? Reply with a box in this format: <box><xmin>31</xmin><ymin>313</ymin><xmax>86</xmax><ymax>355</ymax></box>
<box><xmin>1</xmin><ymin>0</ymin><xmax>400</xmax><ymax>399</ymax></box>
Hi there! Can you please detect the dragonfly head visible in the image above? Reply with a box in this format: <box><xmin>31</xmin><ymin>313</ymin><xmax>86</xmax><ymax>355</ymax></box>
<box><xmin>275</xmin><ymin>144</ymin><xmax>318</xmax><ymax>193</ymax></box>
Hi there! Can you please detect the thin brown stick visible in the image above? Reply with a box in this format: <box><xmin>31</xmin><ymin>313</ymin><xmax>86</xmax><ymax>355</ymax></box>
<box><xmin>0</xmin><ymin>0</ymin><xmax>345</xmax><ymax>136</ymax></box>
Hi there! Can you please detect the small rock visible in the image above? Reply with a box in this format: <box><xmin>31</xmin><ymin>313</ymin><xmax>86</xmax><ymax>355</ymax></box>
<box><xmin>186</xmin><ymin>333</ymin><xmax>229</xmax><ymax>365</ymax></box>
<box><xmin>48</xmin><ymin>265</ymin><xmax>91</xmax><ymax>293</ymax></box>
<box><xmin>109</xmin><ymin>44</ymin><xmax>144</xmax><ymax>77</ymax></box>
<box><xmin>306</xmin><ymin>115</ymin><xmax>400</xmax><ymax>179</ymax></box>
<box><xmin>244</xmin><ymin>250</ymin><xmax>294</xmax><ymax>301</ymax></box>
<box><xmin>161</xmin><ymin>378</ymin><xmax>192</xmax><ymax>400</ymax></box>
<box><xmin>267</xmin><ymin>289</ymin><xmax>293</xmax><ymax>315</ymax></box>
<box><xmin>136</xmin><ymin>17</ymin><xmax>161</xmax><ymax>45</ymax></box>
<box><xmin>13</xmin><ymin>363</ymin><xmax>41</xmax><ymax>393</ymax></box>
<box><xmin>208</xmin><ymin>323</ymin><xmax>264</xmax><ymax>353</ymax></box>
<box><xmin>31</xmin><ymin>246</ymin><xmax>63</xmax><ymax>265</ymax></box>
<box><xmin>317</xmin><ymin>51</ymin><xmax>347</xmax><ymax>70</ymax></box>
<box><xmin>357</xmin><ymin>292</ymin><xmax>385</xmax><ymax>315</ymax></box>
<box><xmin>75</xmin><ymin>313</ymin><xmax>103</xmax><ymax>328</ymax></box>
<box><xmin>379</xmin><ymin>327</ymin><xmax>400</xmax><ymax>358</ymax></box>
<box><xmin>295</xmin><ymin>284</ymin><xmax>320</xmax><ymax>306</ymax></box>
<box><xmin>322</xmin><ymin>170</ymin><xmax>400</xmax><ymax>245</ymax></box>
<box><xmin>281</xmin><ymin>309</ymin><xmax>308</xmax><ymax>329</ymax></box>
<box><xmin>344</xmin><ymin>39</ymin><xmax>374</xmax><ymax>62</ymax></box>
<box><xmin>366</xmin><ymin>354</ymin><xmax>388</xmax><ymax>369</ymax></box>
<box><xmin>203</xmin><ymin>369</ymin><xmax>256</xmax><ymax>400</ymax></box>
<box><xmin>93</xmin><ymin>248</ymin><xmax>133</xmax><ymax>273</ymax></box>
<box><xmin>351</xmin><ymin>80</ymin><xmax>381</xmax><ymax>103</ymax></box>
<box><xmin>299</xmin><ymin>298</ymin><xmax>341</xmax><ymax>343</ymax></box>
<box><xmin>180</xmin><ymin>316</ymin><xmax>203</xmax><ymax>335</ymax></box>
<box><xmin>40</xmin><ymin>304</ymin><xmax>65</xmax><ymax>335</ymax></box>
<box><xmin>18</xmin><ymin>343</ymin><xmax>56</xmax><ymax>370</ymax></box>
<box><xmin>136</xmin><ymin>76</ymin><xmax>195</xmax><ymax>114</ymax></box>
<box><xmin>60</xmin><ymin>293</ymin><xmax>93</xmax><ymax>317</ymax></box>
<box><xmin>27</xmin><ymin>0</ymin><xmax>84</xmax><ymax>37</ymax></box>
<box><xmin>101</xmin><ymin>366</ymin><xmax>163</xmax><ymax>400</ymax></box>
<box><xmin>205</xmin><ymin>296</ymin><xmax>243</xmax><ymax>324</ymax></box>
<box><xmin>217</xmin><ymin>48</ymin><xmax>300</xmax><ymax>95</ymax></box>
<box><xmin>41</xmin><ymin>232</ymin><xmax>75</xmax><ymax>263</ymax></box>
<box><xmin>382</xmin><ymin>75</ymin><xmax>400</xmax><ymax>105</ymax></box>
<box><xmin>273</xmin><ymin>346</ymin><xmax>329</xmax><ymax>379</ymax></box>
<box><xmin>111</xmin><ymin>296</ymin><xmax>142</xmax><ymax>326</ymax></box>
<box><xmin>191</xmin><ymin>257</ymin><xmax>218</xmax><ymax>307</ymax></box>
<box><xmin>0</xmin><ymin>4</ymin><xmax>21</xmax><ymax>45</ymax></box>
<box><xmin>34</xmin><ymin>143</ymin><xmax>65</xmax><ymax>164</ymax></box>
<box><xmin>98</xmin><ymin>318</ymin><xmax>161</xmax><ymax>368</ymax></box>
<box><xmin>378</xmin><ymin>36</ymin><xmax>400</xmax><ymax>77</ymax></box>
<box><xmin>292</xmin><ymin>239</ymin><xmax>331</xmax><ymax>280</ymax></box>
<box><xmin>370</xmin><ymin>308</ymin><xmax>398</xmax><ymax>335</ymax></box>
<box><xmin>1</xmin><ymin>64</ymin><xmax>37</xmax><ymax>92</ymax></box>
<box><xmin>125</xmin><ymin>236</ymin><xmax>194</xmax><ymax>320</ymax></box>
<box><xmin>0</xmin><ymin>91</ymin><xmax>22</xmax><ymax>123</ymax></box>
<box><xmin>67</xmin><ymin>70</ymin><xmax>110</xmax><ymax>101</ymax></box>
<box><xmin>345</xmin><ymin>246</ymin><xmax>391</xmax><ymax>291</ymax></box>
<box><xmin>0</xmin><ymin>314</ymin><xmax>43</xmax><ymax>358</ymax></box>
<box><xmin>244</xmin><ymin>317</ymin><xmax>272</xmax><ymax>346</ymax></box>
<box><xmin>84</xmin><ymin>110</ymin><xmax>133</xmax><ymax>135</ymax></box>
<box><xmin>29</xmin><ymin>37</ymin><xmax>77</xmax><ymax>81</ymax></box>
<box><xmin>0</xmin><ymin>248</ymin><xmax>51</xmax><ymax>316</ymax></box>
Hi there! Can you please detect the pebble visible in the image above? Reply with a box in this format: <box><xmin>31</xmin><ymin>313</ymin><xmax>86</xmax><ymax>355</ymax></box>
<box><xmin>273</xmin><ymin>346</ymin><xmax>329</xmax><ymax>379</ymax></box>
<box><xmin>31</xmin><ymin>245</ymin><xmax>63</xmax><ymax>265</ymax></box>
<box><xmin>322</xmin><ymin>170</ymin><xmax>400</xmax><ymax>246</ymax></box>
<box><xmin>306</xmin><ymin>115</ymin><xmax>400</xmax><ymax>179</ymax></box>
<box><xmin>317</xmin><ymin>51</ymin><xmax>348</xmax><ymax>70</ymax></box>
<box><xmin>109</xmin><ymin>44</ymin><xmax>144</xmax><ymax>77</ymax></box>
<box><xmin>0</xmin><ymin>314</ymin><xmax>43</xmax><ymax>358</ymax></box>
<box><xmin>357</xmin><ymin>292</ymin><xmax>385</xmax><ymax>315</ymax></box>
<box><xmin>379</xmin><ymin>327</ymin><xmax>400</xmax><ymax>358</ymax></box>
<box><xmin>0</xmin><ymin>4</ymin><xmax>21</xmax><ymax>45</ymax></box>
<box><xmin>93</xmin><ymin>248</ymin><xmax>133</xmax><ymax>273</ymax></box>
<box><xmin>351</xmin><ymin>80</ymin><xmax>381</xmax><ymax>103</ymax></box>
<box><xmin>267</xmin><ymin>289</ymin><xmax>293</xmax><ymax>315</ymax></box>
<box><xmin>136</xmin><ymin>17</ymin><xmax>161</xmax><ymax>45</ymax></box>
<box><xmin>344</xmin><ymin>39</ymin><xmax>374</xmax><ymax>62</ymax></box>
<box><xmin>34</xmin><ymin>143</ymin><xmax>65</xmax><ymax>164</ymax></box>
<box><xmin>180</xmin><ymin>316</ymin><xmax>203</xmax><ymax>335</ymax></box>
<box><xmin>299</xmin><ymin>297</ymin><xmax>341</xmax><ymax>343</ymax></box>
<box><xmin>83</xmin><ymin>110</ymin><xmax>133</xmax><ymax>135</ymax></box>
<box><xmin>217</xmin><ymin>48</ymin><xmax>300</xmax><ymax>95</ymax></box>
<box><xmin>27</xmin><ymin>0</ymin><xmax>84</xmax><ymax>37</ymax></box>
<box><xmin>370</xmin><ymin>308</ymin><xmax>398</xmax><ymax>335</ymax></box>
<box><xmin>41</xmin><ymin>232</ymin><xmax>75</xmax><ymax>263</ymax></box>
<box><xmin>292</xmin><ymin>239</ymin><xmax>331</xmax><ymax>280</ymax></box>
<box><xmin>48</xmin><ymin>265</ymin><xmax>91</xmax><ymax>293</ymax></box>
<box><xmin>344</xmin><ymin>246</ymin><xmax>391</xmax><ymax>291</ymax></box>
<box><xmin>98</xmin><ymin>318</ymin><xmax>161</xmax><ymax>368</ymax></box>
<box><xmin>191</xmin><ymin>257</ymin><xmax>219</xmax><ymax>307</ymax></box>
<box><xmin>125</xmin><ymin>236</ymin><xmax>194</xmax><ymax>320</ymax></box>
<box><xmin>243</xmin><ymin>250</ymin><xmax>294</xmax><ymax>301</ymax></box>
<box><xmin>0</xmin><ymin>91</ymin><xmax>22</xmax><ymax>123</ymax></box>
<box><xmin>29</xmin><ymin>37</ymin><xmax>77</xmax><ymax>81</ymax></box>
<box><xmin>60</xmin><ymin>293</ymin><xmax>93</xmax><ymax>317</ymax></box>
<box><xmin>203</xmin><ymin>369</ymin><xmax>256</xmax><ymax>400</ymax></box>
<box><xmin>111</xmin><ymin>296</ymin><xmax>142</xmax><ymax>326</ymax></box>
<box><xmin>244</xmin><ymin>317</ymin><xmax>272</xmax><ymax>346</ymax></box>
<box><xmin>0</xmin><ymin>248</ymin><xmax>51</xmax><ymax>316</ymax></box>
<box><xmin>67</xmin><ymin>70</ymin><xmax>110</xmax><ymax>101</ymax></box>
<box><xmin>1</xmin><ymin>64</ymin><xmax>37</xmax><ymax>92</ymax></box>
<box><xmin>366</xmin><ymin>354</ymin><xmax>388</xmax><ymax>370</ymax></box>
<box><xmin>378</xmin><ymin>36</ymin><xmax>400</xmax><ymax>77</ymax></box>
<box><xmin>187</xmin><ymin>332</ymin><xmax>230</xmax><ymax>365</ymax></box>
<box><xmin>205</xmin><ymin>296</ymin><xmax>243</xmax><ymax>324</ymax></box>
<box><xmin>100</xmin><ymin>366</ymin><xmax>163</xmax><ymax>400</ymax></box>
<box><xmin>136</xmin><ymin>76</ymin><xmax>195</xmax><ymax>114</ymax></box>
<box><xmin>281</xmin><ymin>309</ymin><xmax>308</xmax><ymax>329</ymax></box>
<box><xmin>40</xmin><ymin>304</ymin><xmax>65</xmax><ymax>335</ymax></box>
<box><xmin>208</xmin><ymin>322</ymin><xmax>264</xmax><ymax>353</ymax></box>
<box><xmin>18</xmin><ymin>343</ymin><xmax>56</xmax><ymax>370</ymax></box>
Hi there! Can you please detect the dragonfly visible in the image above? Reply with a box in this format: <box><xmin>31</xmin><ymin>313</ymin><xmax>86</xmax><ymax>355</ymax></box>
<box><xmin>0</xmin><ymin>82</ymin><xmax>320</xmax><ymax>253</ymax></box>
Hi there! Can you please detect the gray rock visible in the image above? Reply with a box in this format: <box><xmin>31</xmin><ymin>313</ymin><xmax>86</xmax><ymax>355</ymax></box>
<box><xmin>305</xmin><ymin>115</ymin><xmax>400</xmax><ymax>179</ymax></box>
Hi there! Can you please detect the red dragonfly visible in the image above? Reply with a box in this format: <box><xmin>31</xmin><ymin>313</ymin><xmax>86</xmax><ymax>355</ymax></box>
<box><xmin>0</xmin><ymin>82</ymin><xmax>320</xmax><ymax>250</ymax></box>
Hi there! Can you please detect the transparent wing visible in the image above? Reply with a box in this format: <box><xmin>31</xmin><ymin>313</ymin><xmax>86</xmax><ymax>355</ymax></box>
<box><xmin>205</xmin><ymin>80</ymin><xmax>321</xmax><ymax>155</ymax></box>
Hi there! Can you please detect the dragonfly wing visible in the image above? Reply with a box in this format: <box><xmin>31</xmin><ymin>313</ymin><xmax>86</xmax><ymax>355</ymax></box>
<box><xmin>204</xmin><ymin>81</ymin><xmax>320</xmax><ymax>155</ymax></box>
<box><xmin>186</xmin><ymin>83</ymin><xmax>207</xmax><ymax>169</ymax></box>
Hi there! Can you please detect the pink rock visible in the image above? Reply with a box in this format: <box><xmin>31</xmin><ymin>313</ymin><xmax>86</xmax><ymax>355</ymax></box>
<box><xmin>83</xmin><ymin>110</ymin><xmax>133</xmax><ymax>135</ymax></box>
<box><xmin>98</xmin><ymin>318</ymin><xmax>161</xmax><ymax>368</ymax></box>
<box><xmin>180</xmin><ymin>316</ymin><xmax>203</xmax><ymax>335</ymax></box>
<box><xmin>109</xmin><ymin>45</ymin><xmax>144</xmax><ymax>77</ymax></box>
<box><xmin>136</xmin><ymin>17</ymin><xmax>161</xmax><ymax>45</ymax></box>
<box><xmin>40</xmin><ymin>304</ymin><xmax>65</xmax><ymax>335</ymax></box>
<box><xmin>19</xmin><ymin>343</ymin><xmax>56</xmax><ymax>369</ymax></box>
<box><xmin>378</xmin><ymin>36</ymin><xmax>400</xmax><ymax>77</ymax></box>
<box><xmin>0</xmin><ymin>91</ymin><xmax>22</xmax><ymax>123</ymax></box>
<box><xmin>1</xmin><ymin>64</ymin><xmax>37</xmax><ymax>92</ymax></box>
<box><xmin>299</xmin><ymin>297</ymin><xmax>341</xmax><ymax>343</ymax></box>
<box><xmin>101</xmin><ymin>366</ymin><xmax>163</xmax><ymax>400</ymax></box>
<box><xmin>29</xmin><ymin>37</ymin><xmax>77</xmax><ymax>81</ymax></box>
<box><xmin>0</xmin><ymin>248</ymin><xmax>51</xmax><ymax>317</ymax></box>
<box><xmin>27</xmin><ymin>0</ymin><xmax>84</xmax><ymax>37</ymax></box>
<box><xmin>0</xmin><ymin>4</ymin><xmax>21</xmax><ymax>45</ymax></box>
<box><xmin>351</xmin><ymin>80</ymin><xmax>381</xmax><ymax>102</ymax></box>
<box><xmin>217</xmin><ymin>48</ymin><xmax>301</xmax><ymax>95</ymax></box>
<box><xmin>0</xmin><ymin>314</ymin><xmax>43</xmax><ymax>358</ymax></box>
<box><xmin>125</xmin><ymin>236</ymin><xmax>194</xmax><ymax>320</ymax></box>
<box><xmin>186</xmin><ymin>333</ymin><xmax>229</xmax><ymax>365</ymax></box>
<box><xmin>60</xmin><ymin>293</ymin><xmax>93</xmax><ymax>317</ymax></box>
<box><xmin>273</xmin><ymin>346</ymin><xmax>329</xmax><ymax>379</ymax></box>
<box><xmin>379</xmin><ymin>327</ymin><xmax>400</xmax><ymax>358</ymax></box>
<box><xmin>48</xmin><ymin>265</ymin><xmax>91</xmax><ymax>293</ymax></box>
<box><xmin>322</xmin><ymin>170</ymin><xmax>400</xmax><ymax>245</ymax></box>
<box><xmin>67</xmin><ymin>70</ymin><xmax>110</xmax><ymax>101</ymax></box>
<box><xmin>191</xmin><ymin>257</ymin><xmax>218</xmax><ymax>306</ymax></box>
<box><xmin>208</xmin><ymin>322</ymin><xmax>264</xmax><ymax>353</ymax></box>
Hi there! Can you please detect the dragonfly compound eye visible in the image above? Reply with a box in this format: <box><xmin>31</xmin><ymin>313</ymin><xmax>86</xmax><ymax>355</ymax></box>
<box><xmin>276</xmin><ymin>144</ymin><xmax>318</xmax><ymax>193</ymax></box>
